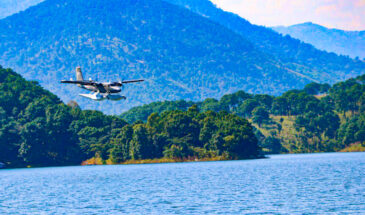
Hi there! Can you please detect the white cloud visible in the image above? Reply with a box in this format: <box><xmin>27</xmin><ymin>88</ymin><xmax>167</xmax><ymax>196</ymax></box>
<box><xmin>210</xmin><ymin>0</ymin><xmax>365</xmax><ymax>30</ymax></box>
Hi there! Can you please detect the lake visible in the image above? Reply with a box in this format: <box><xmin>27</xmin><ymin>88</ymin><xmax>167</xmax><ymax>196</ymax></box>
<box><xmin>0</xmin><ymin>152</ymin><xmax>364</xmax><ymax>214</ymax></box>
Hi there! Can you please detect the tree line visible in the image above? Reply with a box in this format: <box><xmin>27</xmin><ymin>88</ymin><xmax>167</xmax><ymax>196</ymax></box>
<box><xmin>122</xmin><ymin>75</ymin><xmax>365</xmax><ymax>153</ymax></box>
<box><xmin>0</xmin><ymin>66</ymin><xmax>260</xmax><ymax>168</ymax></box>
<box><xmin>1</xmin><ymin>65</ymin><xmax>363</xmax><ymax>168</ymax></box>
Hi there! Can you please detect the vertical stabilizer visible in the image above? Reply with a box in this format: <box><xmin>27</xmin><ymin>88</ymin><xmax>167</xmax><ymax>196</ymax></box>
<box><xmin>76</xmin><ymin>67</ymin><xmax>84</xmax><ymax>81</ymax></box>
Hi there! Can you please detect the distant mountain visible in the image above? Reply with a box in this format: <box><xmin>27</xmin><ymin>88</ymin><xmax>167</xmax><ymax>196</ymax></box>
<box><xmin>167</xmin><ymin>0</ymin><xmax>365</xmax><ymax>82</ymax></box>
<box><xmin>0</xmin><ymin>0</ymin><xmax>313</xmax><ymax>114</ymax></box>
<box><xmin>0</xmin><ymin>0</ymin><xmax>44</xmax><ymax>19</ymax></box>
<box><xmin>272</xmin><ymin>22</ymin><xmax>365</xmax><ymax>59</ymax></box>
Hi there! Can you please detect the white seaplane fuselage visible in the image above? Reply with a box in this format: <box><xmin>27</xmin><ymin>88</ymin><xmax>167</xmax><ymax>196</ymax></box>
<box><xmin>61</xmin><ymin>67</ymin><xmax>143</xmax><ymax>101</ymax></box>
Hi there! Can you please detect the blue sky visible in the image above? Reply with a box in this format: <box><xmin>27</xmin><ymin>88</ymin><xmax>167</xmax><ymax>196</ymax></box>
<box><xmin>211</xmin><ymin>0</ymin><xmax>365</xmax><ymax>30</ymax></box>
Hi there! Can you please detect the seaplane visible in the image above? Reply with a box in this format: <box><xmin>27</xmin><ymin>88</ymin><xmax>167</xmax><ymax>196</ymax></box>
<box><xmin>61</xmin><ymin>67</ymin><xmax>144</xmax><ymax>101</ymax></box>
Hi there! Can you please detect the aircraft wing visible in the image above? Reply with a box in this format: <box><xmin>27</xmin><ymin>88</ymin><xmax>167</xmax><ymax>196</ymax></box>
<box><xmin>61</xmin><ymin>80</ymin><xmax>97</xmax><ymax>85</ymax></box>
<box><xmin>62</xmin><ymin>79</ymin><xmax>144</xmax><ymax>88</ymax></box>
<box><xmin>61</xmin><ymin>80</ymin><xmax>105</xmax><ymax>92</ymax></box>
<box><xmin>121</xmin><ymin>79</ymin><xmax>144</xmax><ymax>84</ymax></box>
<box><xmin>108</xmin><ymin>79</ymin><xmax>144</xmax><ymax>86</ymax></box>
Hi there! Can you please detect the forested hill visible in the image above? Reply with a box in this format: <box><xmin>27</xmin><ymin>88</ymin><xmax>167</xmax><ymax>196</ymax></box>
<box><xmin>121</xmin><ymin>75</ymin><xmax>365</xmax><ymax>153</ymax></box>
<box><xmin>167</xmin><ymin>0</ymin><xmax>365</xmax><ymax>82</ymax></box>
<box><xmin>272</xmin><ymin>22</ymin><xmax>365</xmax><ymax>59</ymax></box>
<box><xmin>0</xmin><ymin>0</ymin><xmax>330</xmax><ymax>114</ymax></box>
<box><xmin>0</xmin><ymin>66</ymin><xmax>260</xmax><ymax>168</ymax></box>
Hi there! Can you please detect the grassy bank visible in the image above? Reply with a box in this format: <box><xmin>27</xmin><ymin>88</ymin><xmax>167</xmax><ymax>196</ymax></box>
<box><xmin>340</xmin><ymin>143</ymin><xmax>365</xmax><ymax>152</ymax></box>
<box><xmin>81</xmin><ymin>156</ymin><xmax>228</xmax><ymax>166</ymax></box>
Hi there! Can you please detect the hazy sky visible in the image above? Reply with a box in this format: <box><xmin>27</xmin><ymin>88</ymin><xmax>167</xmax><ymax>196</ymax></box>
<box><xmin>210</xmin><ymin>0</ymin><xmax>365</xmax><ymax>30</ymax></box>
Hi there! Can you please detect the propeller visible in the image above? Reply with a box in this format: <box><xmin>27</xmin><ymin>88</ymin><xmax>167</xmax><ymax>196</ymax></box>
<box><xmin>120</xmin><ymin>79</ymin><xmax>125</xmax><ymax>91</ymax></box>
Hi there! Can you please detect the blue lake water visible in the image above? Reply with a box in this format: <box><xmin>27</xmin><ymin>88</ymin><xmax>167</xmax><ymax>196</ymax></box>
<box><xmin>0</xmin><ymin>152</ymin><xmax>364</xmax><ymax>214</ymax></box>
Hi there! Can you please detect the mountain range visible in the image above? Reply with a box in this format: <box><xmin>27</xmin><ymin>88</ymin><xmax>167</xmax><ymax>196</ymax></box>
<box><xmin>0</xmin><ymin>0</ymin><xmax>44</xmax><ymax>19</ymax></box>
<box><xmin>272</xmin><ymin>22</ymin><xmax>365</xmax><ymax>59</ymax></box>
<box><xmin>0</xmin><ymin>0</ymin><xmax>364</xmax><ymax>114</ymax></box>
<box><xmin>167</xmin><ymin>0</ymin><xmax>365</xmax><ymax>81</ymax></box>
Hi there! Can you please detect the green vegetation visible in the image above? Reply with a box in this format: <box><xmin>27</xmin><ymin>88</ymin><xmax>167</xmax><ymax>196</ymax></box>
<box><xmin>2</xmin><ymin>0</ymin><xmax>365</xmax><ymax>114</ymax></box>
<box><xmin>0</xmin><ymin>66</ymin><xmax>128</xmax><ymax>167</ymax></box>
<box><xmin>340</xmin><ymin>143</ymin><xmax>365</xmax><ymax>152</ymax></box>
<box><xmin>1</xmin><ymin>65</ymin><xmax>363</xmax><ymax>168</ymax></box>
<box><xmin>121</xmin><ymin>100</ymin><xmax>194</xmax><ymax>123</ymax></box>
<box><xmin>0</xmin><ymin>66</ymin><xmax>260</xmax><ymax>168</ymax></box>
<box><xmin>121</xmin><ymin>75</ymin><xmax>365</xmax><ymax>154</ymax></box>
<box><xmin>168</xmin><ymin>0</ymin><xmax>365</xmax><ymax>82</ymax></box>
<box><xmin>110</xmin><ymin>106</ymin><xmax>259</xmax><ymax>164</ymax></box>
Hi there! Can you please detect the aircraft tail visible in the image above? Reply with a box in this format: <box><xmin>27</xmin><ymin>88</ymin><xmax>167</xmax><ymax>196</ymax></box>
<box><xmin>76</xmin><ymin>67</ymin><xmax>84</xmax><ymax>81</ymax></box>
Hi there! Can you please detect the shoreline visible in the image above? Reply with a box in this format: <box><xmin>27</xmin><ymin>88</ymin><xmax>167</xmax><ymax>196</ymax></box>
<box><xmin>81</xmin><ymin>155</ymin><xmax>267</xmax><ymax>166</ymax></box>
<box><xmin>2</xmin><ymin>150</ymin><xmax>364</xmax><ymax>169</ymax></box>
<box><xmin>81</xmin><ymin>148</ymin><xmax>365</xmax><ymax>167</ymax></box>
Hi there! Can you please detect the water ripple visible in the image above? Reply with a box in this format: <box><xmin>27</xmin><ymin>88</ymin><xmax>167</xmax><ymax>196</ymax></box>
<box><xmin>0</xmin><ymin>152</ymin><xmax>364</xmax><ymax>214</ymax></box>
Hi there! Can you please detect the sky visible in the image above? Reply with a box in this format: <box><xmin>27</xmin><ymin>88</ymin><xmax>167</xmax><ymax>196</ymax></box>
<box><xmin>210</xmin><ymin>0</ymin><xmax>365</xmax><ymax>30</ymax></box>
<box><xmin>0</xmin><ymin>0</ymin><xmax>44</xmax><ymax>19</ymax></box>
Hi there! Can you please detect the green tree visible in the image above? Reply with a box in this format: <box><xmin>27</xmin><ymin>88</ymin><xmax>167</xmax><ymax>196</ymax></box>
<box><xmin>129</xmin><ymin>124</ymin><xmax>154</xmax><ymax>160</ymax></box>
<box><xmin>19</xmin><ymin>118</ymin><xmax>48</xmax><ymax>164</ymax></box>
<box><xmin>252</xmin><ymin>106</ymin><xmax>269</xmax><ymax>126</ymax></box>
<box><xmin>261</xmin><ymin>136</ymin><xmax>282</xmax><ymax>154</ymax></box>
<box><xmin>237</xmin><ymin>99</ymin><xmax>260</xmax><ymax>117</ymax></box>
<box><xmin>200</xmin><ymin>98</ymin><xmax>221</xmax><ymax>112</ymax></box>
<box><xmin>109</xmin><ymin>125</ymin><xmax>134</xmax><ymax>163</ymax></box>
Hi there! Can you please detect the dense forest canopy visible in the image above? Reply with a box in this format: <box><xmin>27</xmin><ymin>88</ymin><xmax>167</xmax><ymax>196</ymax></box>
<box><xmin>0</xmin><ymin>0</ymin><xmax>312</xmax><ymax>114</ymax></box>
<box><xmin>121</xmin><ymin>74</ymin><xmax>365</xmax><ymax>153</ymax></box>
<box><xmin>1</xmin><ymin>66</ymin><xmax>364</xmax><ymax>168</ymax></box>
<box><xmin>1</xmin><ymin>0</ymin><xmax>364</xmax><ymax>115</ymax></box>
<box><xmin>0</xmin><ymin>66</ymin><xmax>260</xmax><ymax>168</ymax></box>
